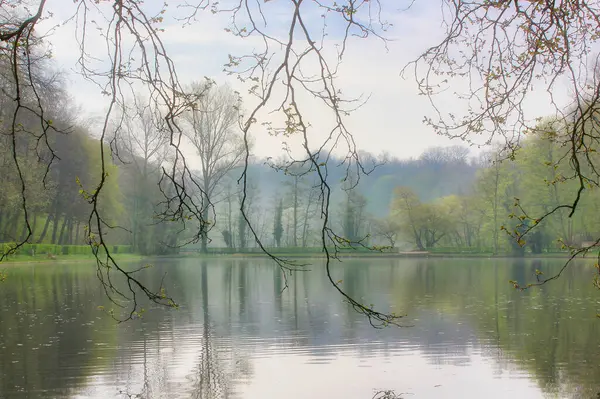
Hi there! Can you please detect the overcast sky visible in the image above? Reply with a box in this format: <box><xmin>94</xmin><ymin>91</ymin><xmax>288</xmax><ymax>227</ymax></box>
<box><xmin>38</xmin><ymin>0</ymin><xmax>569</xmax><ymax>161</ymax></box>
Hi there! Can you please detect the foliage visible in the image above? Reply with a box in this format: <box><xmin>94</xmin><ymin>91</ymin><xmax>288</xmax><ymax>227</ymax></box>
<box><xmin>390</xmin><ymin>187</ymin><xmax>454</xmax><ymax>250</ymax></box>
<box><xmin>0</xmin><ymin>243</ymin><xmax>132</xmax><ymax>257</ymax></box>
<box><xmin>388</xmin><ymin>121</ymin><xmax>600</xmax><ymax>258</ymax></box>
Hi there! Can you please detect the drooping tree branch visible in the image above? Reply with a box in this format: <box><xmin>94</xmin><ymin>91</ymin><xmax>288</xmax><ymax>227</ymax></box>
<box><xmin>223</xmin><ymin>0</ymin><xmax>404</xmax><ymax>327</ymax></box>
<box><xmin>407</xmin><ymin>0</ymin><xmax>600</xmax><ymax>292</ymax></box>
<box><xmin>0</xmin><ymin>0</ymin><xmax>60</xmax><ymax>260</ymax></box>
<box><xmin>0</xmin><ymin>0</ymin><xmax>407</xmax><ymax>325</ymax></box>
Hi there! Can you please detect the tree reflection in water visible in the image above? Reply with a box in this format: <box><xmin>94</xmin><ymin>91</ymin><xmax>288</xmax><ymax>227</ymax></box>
<box><xmin>3</xmin><ymin>258</ymin><xmax>600</xmax><ymax>398</ymax></box>
<box><xmin>191</xmin><ymin>262</ymin><xmax>228</xmax><ymax>398</ymax></box>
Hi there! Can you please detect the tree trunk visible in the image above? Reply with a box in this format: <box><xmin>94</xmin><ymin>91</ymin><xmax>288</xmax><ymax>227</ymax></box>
<box><xmin>37</xmin><ymin>215</ymin><xmax>52</xmax><ymax>243</ymax></box>
<box><xmin>492</xmin><ymin>161</ymin><xmax>499</xmax><ymax>255</ymax></box>
<box><xmin>65</xmin><ymin>217</ymin><xmax>74</xmax><ymax>244</ymax></box>
<box><xmin>132</xmin><ymin>194</ymin><xmax>139</xmax><ymax>251</ymax></box>
<box><xmin>75</xmin><ymin>221</ymin><xmax>81</xmax><ymax>244</ymax></box>
<box><xmin>285</xmin><ymin>217</ymin><xmax>290</xmax><ymax>247</ymax></box>
<box><xmin>0</xmin><ymin>210</ymin><xmax>4</xmax><ymax>240</ymax></box>
<box><xmin>238</xmin><ymin>211</ymin><xmax>247</xmax><ymax>250</ymax></box>
<box><xmin>7</xmin><ymin>212</ymin><xmax>20</xmax><ymax>240</ymax></box>
<box><xmin>415</xmin><ymin>229</ymin><xmax>425</xmax><ymax>251</ymax></box>
<box><xmin>50</xmin><ymin>205</ymin><xmax>61</xmax><ymax>244</ymax></box>
<box><xmin>293</xmin><ymin>177</ymin><xmax>298</xmax><ymax>247</ymax></box>
<box><xmin>38</xmin><ymin>196</ymin><xmax>59</xmax><ymax>243</ymax></box>
<box><xmin>301</xmin><ymin>194</ymin><xmax>312</xmax><ymax>247</ymax></box>
<box><xmin>31</xmin><ymin>213</ymin><xmax>38</xmax><ymax>242</ymax></box>
<box><xmin>227</xmin><ymin>188</ymin><xmax>234</xmax><ymax>249</ymax></box>
<box><xmin>66</xmin><ymin>217</ymin><xmax>74</xmax><ymax>245</ymax></box>
<box><xmin>57</xmin><ymin>216</ymin><xmax>69</xmax><ymax>245</ymax></box>
<box><xmin>19</xmin><ymin>216</ymin><xmax>30</xmax><ymax>242</ymax></box>
<box><xmin>201</xmin><ymin>203</ymin><xmax>209</xmax><ymax>253</ymax></box>
<box><xmin>0</xmin><ymin>210</ymin><xmax>10</xmax><ymax>241</ymax></box>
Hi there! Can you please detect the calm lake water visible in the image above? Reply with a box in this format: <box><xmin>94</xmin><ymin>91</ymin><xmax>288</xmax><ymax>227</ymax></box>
<box><xmin>1</xmin><ymin>257</ymin><xmax>600</xmax><ymax>398</ymax></box>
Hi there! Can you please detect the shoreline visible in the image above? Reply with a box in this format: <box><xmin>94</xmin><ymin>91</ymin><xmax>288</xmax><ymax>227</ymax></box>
<box><xmin>173</xmin><ymin>252</ymin><xmax>576</xmax><ymax>260</ymax></box>
<box><xmin>0</xmin><ymin>250</ymin><xmax>583</xmax><ymax>266</ymax></box>
<box><xmin>0</xmin><ymin>254</ymin><xmax>143</xmax><ymax>266</ymax></box>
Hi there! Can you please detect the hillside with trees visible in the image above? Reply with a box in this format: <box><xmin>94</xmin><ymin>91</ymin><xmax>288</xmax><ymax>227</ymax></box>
<box><xmin>388</xmin><ymin>120</ymin><xmax>600</xmax><ymax>255</ymax></box>
<box><xmin>0</xmin><ymin>42</ymin><xmax>481</xmax><ymax>256</ymax></box>
<box><xmin>5</xmin><ymin>86</ymin><xmax>596</xmax><ymax>259</ymax></box>
<box><xmin>0</xmin><ymin>98</ymin><xmax>480</xmax><ymax>254</ymax></box>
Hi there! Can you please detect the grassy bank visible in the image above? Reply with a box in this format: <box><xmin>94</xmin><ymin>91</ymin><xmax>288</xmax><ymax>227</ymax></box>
<box><xmin>0</xmin><ymin>245</ymin><xmax>579</xmax><ymax>265</ymax></box>
<box><xmin>0</xmin><ymin>253</ymin><xmax>144</xmax><ymax>265</ymax></box>
<box><xmin>0</xmin><ymin>243</ymin><xmax>139</xmax><ymax>265</ymax></box>
<box><xmin>176</xmin><ymin>249</ymin><xmax>576</xmax><ymax>259</ymax></box>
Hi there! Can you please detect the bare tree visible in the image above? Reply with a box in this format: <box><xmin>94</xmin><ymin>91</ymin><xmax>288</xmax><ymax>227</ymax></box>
<box><xmin>116</xmin><ymin>95</ymin><xmax>170</xmax><ymax>254</ymax></box>
<box><xmin>282</xmin><ymin>170</ymin><xmax>317</xmax><ymax>248</ymax></box>
<box><xmin>120</xmin><ymin>96</ymin><xmax>170</xmax><ymax>177</ymax></box>
<box><xmin>372</xmin><ymin>218</ymin><xmax>399</xmax><ymax>249</ymax></box>
<box><xmin>184</xmin><ymin>83</ymin><xmax>245</xmax><ymax>253</ymax></box>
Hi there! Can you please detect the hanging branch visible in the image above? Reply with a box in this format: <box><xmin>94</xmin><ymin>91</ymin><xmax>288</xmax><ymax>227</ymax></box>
<box><xmin>0</xmin><ymin>0</ymin><xmax>60</xmax><ymax>260</ymax></box>
<box><xmin>222</xmin><ymin>0</ymin><xmax>405</xmax><ymax>327</ymax></box>
<box><xmin>407</xmin><ymin>0</ymin><xmax>600</xmax><ymax>292</ymax></box>
<box><xmin>1</xmin><ymin>0</ymin><xmax>406</xmax><ymax>325</ymax></box>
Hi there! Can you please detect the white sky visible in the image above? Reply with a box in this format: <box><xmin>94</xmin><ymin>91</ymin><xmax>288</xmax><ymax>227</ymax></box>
<box><xmin>37</xmin><ymin>0</ymin><xmax>569</xmax><ymax>161</ymax></box>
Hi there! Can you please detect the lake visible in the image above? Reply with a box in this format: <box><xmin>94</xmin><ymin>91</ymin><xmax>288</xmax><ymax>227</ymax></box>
<box><xmin>1</xmin><ymin>257</ymin><xmax>600</xmax><ymax>398</ymax></box>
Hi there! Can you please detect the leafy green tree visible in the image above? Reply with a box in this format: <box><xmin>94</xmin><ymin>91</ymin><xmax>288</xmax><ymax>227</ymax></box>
<box><xmin>391</xmin><ymin>187</ymin><xmax>425</xmax><ymax>250</ymax></box>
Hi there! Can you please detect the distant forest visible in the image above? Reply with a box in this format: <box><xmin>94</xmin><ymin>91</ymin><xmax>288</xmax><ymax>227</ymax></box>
<box><xmin>0</xmin><ymin>55</ymin><xmax>483</xmax><ymax>256</ymax></box>
<box><xmin>3</xmin><ymin>77</ymin><xmax>597</xmax><ymax>256</ymax></box>
<box><xmin>0</xmin><ymin>110</ymin><xmax>479</xmax><ymax>254</ymax></box>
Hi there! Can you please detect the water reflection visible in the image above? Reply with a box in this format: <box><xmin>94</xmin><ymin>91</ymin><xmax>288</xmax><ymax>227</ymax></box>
<box><xmin>1</xmin><ymin>258</ymin><xmax>600</xmax><ymax>398</ymax></box>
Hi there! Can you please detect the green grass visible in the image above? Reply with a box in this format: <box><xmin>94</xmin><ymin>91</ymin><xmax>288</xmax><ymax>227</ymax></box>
<box><xmin>1</xmin><ymin>245</ymin><xmax>575</xmax><ymax>265</ymax></box>
<box><xmin>2</xmin><ymin>243</ymin><xmax>133</xmax><ymax>256</ymax></box>
<box><xmin>178</xmin><ymin>247</ymin><xmax>575</xmax><ymax>259</ymax></box>
<box><xmin>177</xmin><ymin>250</ymin><xmax>424</xmax><ymax>259</ymax></box>
<box><xmin>0</xmin><ymin>253</ymin><xmax>143</xmax><ymax>265</ymax></box>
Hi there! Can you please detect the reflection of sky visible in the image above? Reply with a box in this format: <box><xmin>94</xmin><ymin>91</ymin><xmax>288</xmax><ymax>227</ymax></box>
<box><xmin>71</xmin><ymin>320</ymin><xmax>543</xmax><ymax>399</ymax></box>
<box><xmin>237</xmin><ymin>351</ymin><xmax>540</xmax><ymax>399</ymax></box>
